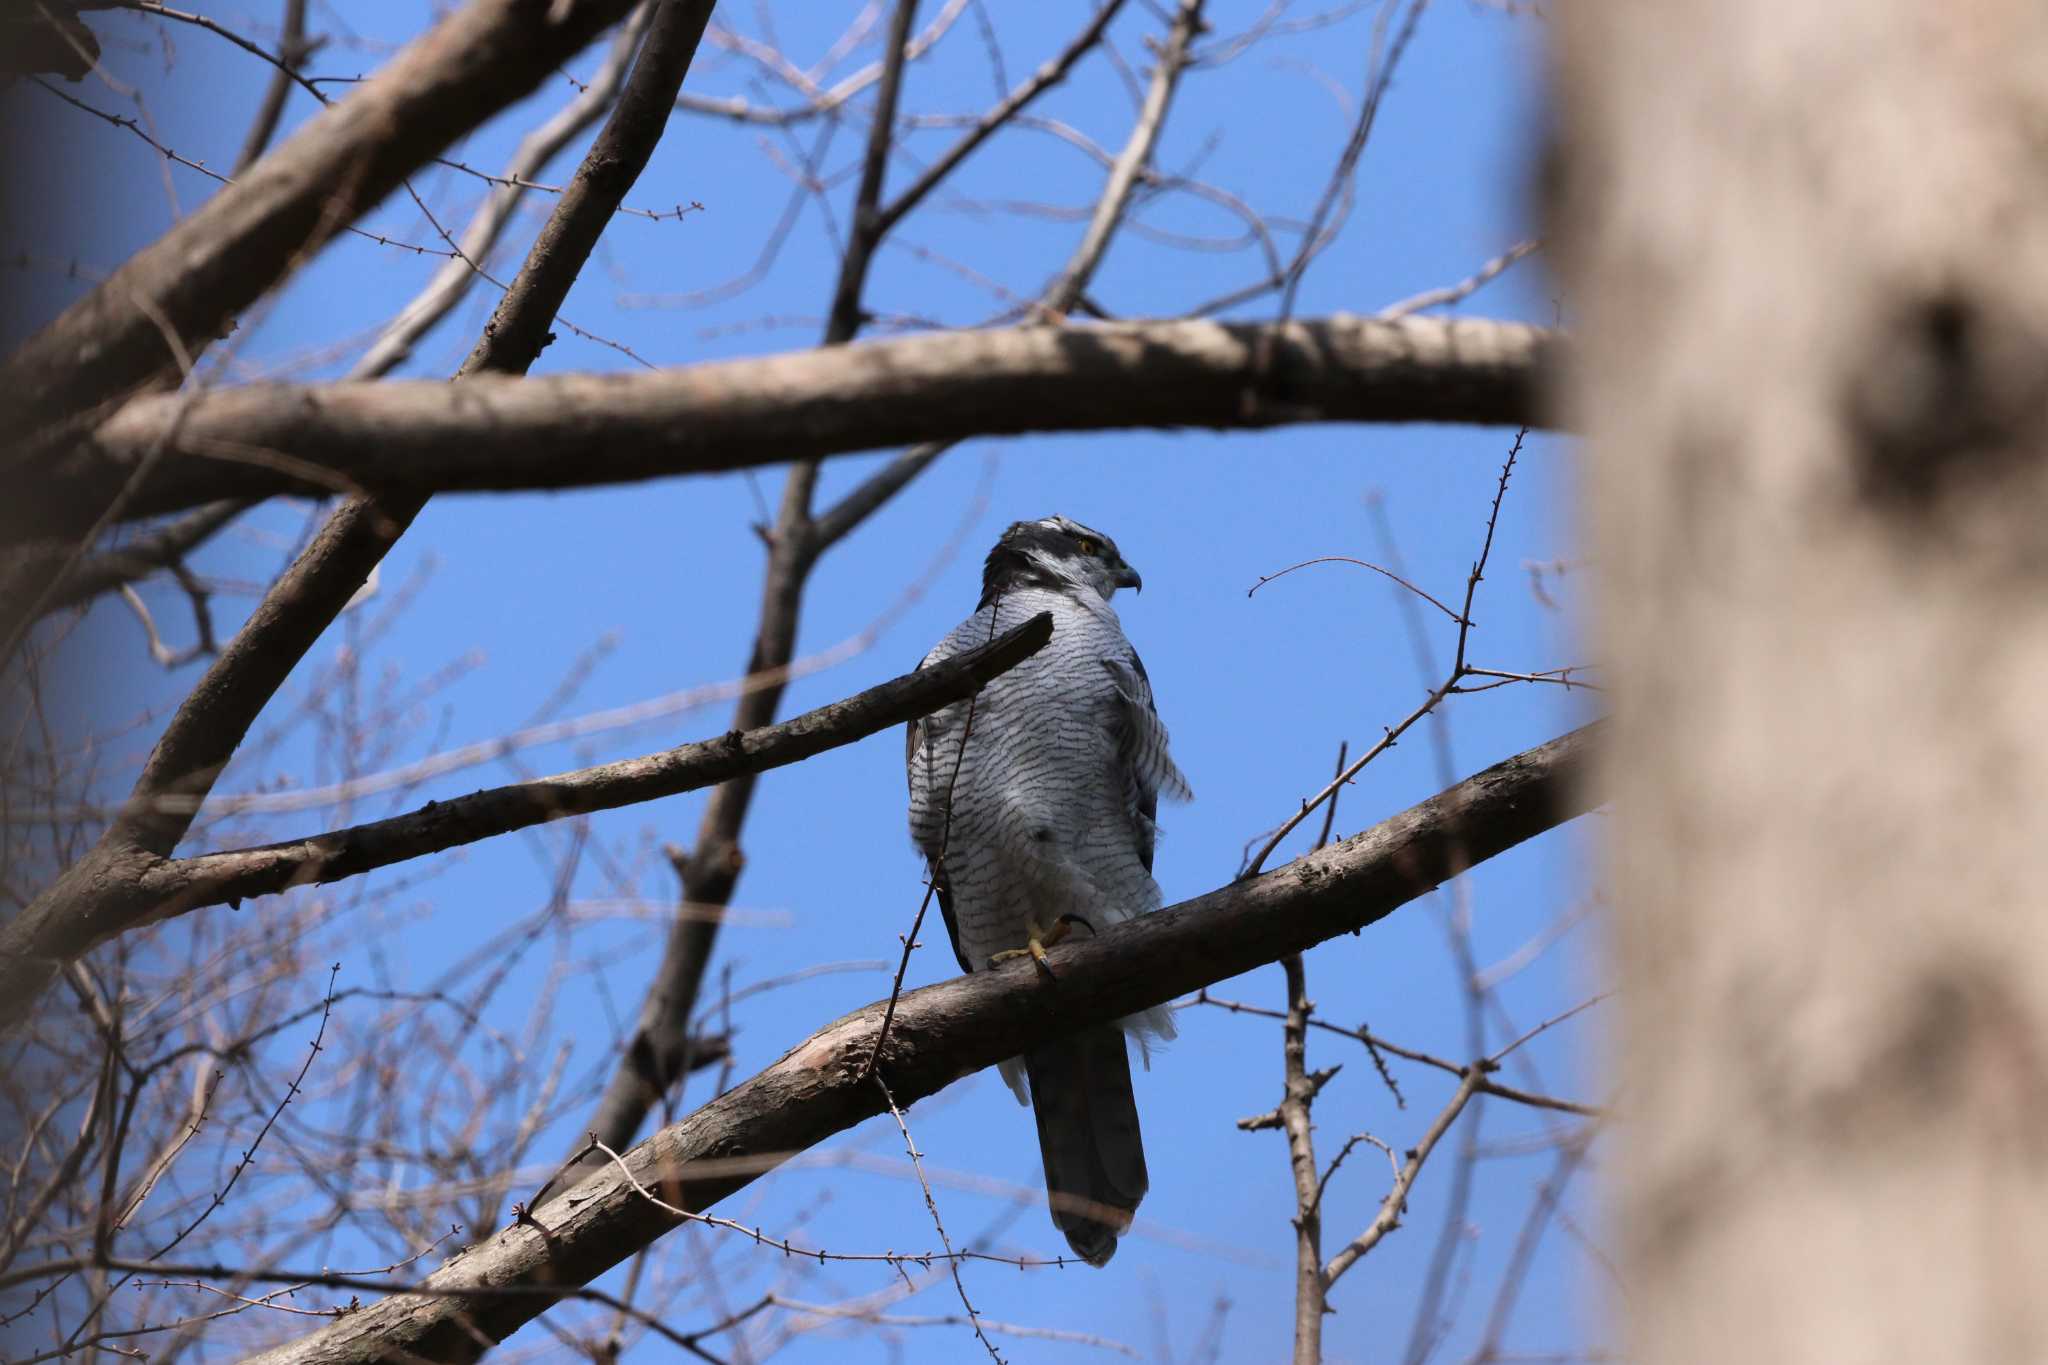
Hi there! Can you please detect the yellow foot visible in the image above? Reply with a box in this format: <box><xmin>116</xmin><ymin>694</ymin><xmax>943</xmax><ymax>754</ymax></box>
<box><xmin>987</xmin><ymin>935</ymin><xmax>1055</xmax><ymax>975</ymax></box>
<box><xmin>987</xmin><ymin>915</ymin><xmax>1093</xmax><ymax>976</ymax></box>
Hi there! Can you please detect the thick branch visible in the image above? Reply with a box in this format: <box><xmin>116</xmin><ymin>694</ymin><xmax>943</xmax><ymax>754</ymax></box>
<box><xmin>0</xmin><ymin>614</ymin><xmax>1052</xmax><ymax>1023</ymax></box>
<box><xmin>564</xmin><ymin>0</ymin><xmax>1220</xmax><ymax>1203</ymax></box>
<box><xmin>0</xmin><ymin>0</ymin><xmax>724</xmax><ymax>1041</ymax></box>
<box><xmin>0</xmin><ymin>0</ymin><xmax>640</xmax><ymax>449</ymax></box>
<box><xmin>54</xmin><ymin>316</ymin><xmax>1554</xmax><ymax>532</ymax></box>
<box><xmin>239</xmin><ymin>724</ymin><xmax>1597</xmax><ymax>1365</ymax></box>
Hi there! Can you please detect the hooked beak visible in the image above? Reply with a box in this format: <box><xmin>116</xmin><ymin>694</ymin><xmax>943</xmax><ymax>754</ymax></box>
<box><xmin>1114</xmin><ymin>563</ymin><xmax>1143</xmax><ymax>594</ymax></box>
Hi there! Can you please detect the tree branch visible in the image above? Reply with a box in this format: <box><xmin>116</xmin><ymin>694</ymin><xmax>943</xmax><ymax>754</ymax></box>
<box><xmin>559</xmin><ymin>0</ymin><xmax>1222</xmax><ymax>1207</ymax></box>
<box><xmin>871</xmin><ymin>0</ymin><xmax>1127</xmax><ymax>241</ymax></box>
<box><xmin>0</xmin><ymin>0</ymin><xmax>641</xmax><ymax>450</ymax></box>
<box><xmin>51</xmin><ymin>315</ymin><xmax>1555</xmax><ymax>533</ymax></box>
<box><xmin>0</xmin><ymin>501</ymin><xmax>247</xmax><ymax>640</ymax></box>
<box><xmin>230</xmin><ymin>0</ymin><xmax>311</xmax><ymax>175</ymax></box>
<box><xmin>0</xmin><ymin>0</ymin><xmax>722</xmax><ymax>1039</ymax></box>
<box><xmin>348</xmin><ymin>4</ymin><xmax>654</xmax><ymax>381</ymax></box>
<box><xmin>562</xmin><ymin>0</ymin><xmax>933</xmax><ymax>1197</ymax></box>
<box><xmin>1278</xmin><ymin>955</ymin><xmax>1329</xmax><ymax>1364</ymax></box>
<box><xmin>1042</xmin><ymin>0</ymin><xmax>1202</xmax><ymax>315</ymax></box>
<box><xmin>150</xmin><ymin>612</ymin><xmax>1050</xmax><ymax>914</ymax></box>
<box><xmin>1320</xmin><ymin>1068</ymin><xmax>1485</xmax><ymax>1290</ymax></box>
<box><xmin>231</xmin><ymin>723</ymin><xmax>1596</xmax><ymax>1365</ymax></box>
<box><xmin>0</xmin><ymin>614</ymin><xmax>1050</xmax><ymax>1029</ymax></box>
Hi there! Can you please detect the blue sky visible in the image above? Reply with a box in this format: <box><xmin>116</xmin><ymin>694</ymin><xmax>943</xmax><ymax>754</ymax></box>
<box><xmin>10</xmin><ymin>2</ymin><xmax>1606</xmax><ymax>1360</ymax></box>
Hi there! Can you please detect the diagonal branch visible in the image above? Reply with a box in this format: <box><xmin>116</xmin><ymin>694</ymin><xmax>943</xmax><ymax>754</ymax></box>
<box><xmin>809</xmin><ymin>0</ymin><xmax>1202</xmax><ymax>553</ymax></box>
<box><xmin>348</xmin><ymin>4</ymin><xmax>654</xmax><ymax>380</ymax></box>
<box><xmin>1319</xmin><ymin>1067</ymin><xmax>1485</xmax><ymax>1290</ymax></box>
<box><xmin>0</xmin><ymin>0</ymin><xmax>642</xmax><ymax>449</ymax></box>
<box><xmin>871</xmin><ymin>0</ymin><xmax>1127</xmax><ymax>241</ymax></box>
<box><xmin>0</xmin><ymin>0</ymin><xmax>722</xmax><ymax>1040</ymax></box>
<box><xmin>230</xmin><ymin>0</ymin><xmax>312</xmax><ymax>175</ymax></box>
<box><xmin>231</xmin><ymin>723</ymin><xmax>1597</xmax><ymax>1365</ymax></box>
<box><xmin>135</xmin><ymin>613</ymin><xmax>1052</xmax><ymax>922</ymax></box>
<box><xmin>563</xmin><ymin>0</ymin><xmax>1220</xmax><ymax>1198</ymax></box>
<box><xmin>1042</xmin><ymin>0</ymin><xmax>1203</xmax><ymax>315</ymax></box>
<box><xmin>558</xmin><ymin>0</ymin><xmax>933</xmax><ymax>1201</ymax></box>
<box><xmin>52</xmin><ymin>315</ymin><xmax>1556</xmax><ymax>534</ymax></box>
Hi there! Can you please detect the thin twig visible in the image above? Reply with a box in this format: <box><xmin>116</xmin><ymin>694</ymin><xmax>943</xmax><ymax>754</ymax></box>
<box><xmin>872</xmin><ymin>1074</ymin><xmax>1005</xmax><ymax>1363</ymax></box>
<box><xmin>1321</xmin><ymin>1066</ymin><xmax>1484</xmax><ymax>1288</ymax></box>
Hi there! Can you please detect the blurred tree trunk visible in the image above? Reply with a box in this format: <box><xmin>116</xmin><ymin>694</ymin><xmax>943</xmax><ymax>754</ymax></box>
<box><xmin>1554</xmin><ymin>0</ymin><xmax>2048</xmax><ymax>1359</ymax></box>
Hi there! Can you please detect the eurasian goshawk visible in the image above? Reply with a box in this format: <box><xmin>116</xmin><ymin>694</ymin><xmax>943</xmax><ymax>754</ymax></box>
<box><xmin>906</xmin><ymin>515</ymin><xmax>1191</xmax><ymax>1265</ymax></box>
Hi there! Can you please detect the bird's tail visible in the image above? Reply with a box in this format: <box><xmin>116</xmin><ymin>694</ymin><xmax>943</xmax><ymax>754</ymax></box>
<box><xmin>1024</xmin><ymin>1025</ymin><xmax>1148</xmax><ymax>1266</ymax></box>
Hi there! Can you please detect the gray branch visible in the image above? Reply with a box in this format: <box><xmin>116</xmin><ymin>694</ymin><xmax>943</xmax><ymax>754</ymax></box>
<box><xmin>50</xmin><ymin>315</ymin><xmax>1555</xmax><ymax>534</ymax></box>
<box><xmin>0</xmin><ymin>613</ymin><xmax>1053</xmax><ymax>1027</ymax></box>
<box><xmin>0</xmin><ymin>0</ymin><xmax>640</xmax><ymax>447</ymax></box>
<box><xmin>235</xmin><ymin>723</ymin><xmax>1597</xmax><ymax>1365</ymax></box>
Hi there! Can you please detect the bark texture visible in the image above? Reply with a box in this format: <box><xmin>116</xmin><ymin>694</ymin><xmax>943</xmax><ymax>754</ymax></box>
<box><xmin>239</xmin><ymin>724</ymin><xmax>1595</xmax><ymax>1364</ymax></box>
<box><xmin>1555</xmin><ymin>2</ymin><xmax>2048</xmax><ymax>1358</ymax></box>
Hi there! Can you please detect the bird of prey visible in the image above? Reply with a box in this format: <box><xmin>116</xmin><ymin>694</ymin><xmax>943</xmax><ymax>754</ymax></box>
<box><xmin>906</xmin><ymin>515</ymin><xmax>1192</xmax><ymax>1265</ymax></box>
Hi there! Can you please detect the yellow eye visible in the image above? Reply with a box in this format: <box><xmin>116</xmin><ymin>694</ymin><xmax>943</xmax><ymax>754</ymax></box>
<box><xmin>1075</xmin><ymin>537</ymin><xmax>1101</xmax><ymax>556</ymax></box>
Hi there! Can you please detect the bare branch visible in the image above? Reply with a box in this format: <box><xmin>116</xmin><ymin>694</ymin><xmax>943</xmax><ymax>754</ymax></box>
<box><xmin>0</xmin><ymin>0</ymin><xmax>725</xmax><ymax>1038</ymax></box>
<box><xmin>0</xmin><ymin>0</ymin><xmax>642</xmax><ymax>446</ymax></box>
<box><xmin>55</xmin><ymin>316</ymin><xmax>1555</xmax><ymax>532</ymax></box>
<box><xmin>232</xmin><ymin>723</ymin><xmax>1597</xmax><ymax>1365</ymax></box>
<box><xmin>1319</xmin><ymin>1066</ymin><xmax>1485</xmax><ymax>1289</ymax></box>
<box><xmin>0</xmin><ymin>501</ymin><xmax>246</xmax><ymax>639</ymax></box>
<box><xmin>1376</xmin><ymin>239</ymin><xmax>1542</xmax><ymax>321</ymax></box>
<box><xmin>822</xmin><ymin>0</ymin><xmax>923</xmax><ymax>346</ymax></box>
<box><xmin>570</xmin><ymin>0</ymin><xmax>936</xmax><ymax>1206</ymax></box>
<box><xmin>349</xmin><ymin>6</ymin><xmax>654</xmax><ymax>380</ymax></box>
<box><xmin>0</xmin><ymin>614</ymin><xmax>1053</xmax><ymax>1022</ymax></box>
<box><xmin>230</xmin><ymin>0</ymin><xmax>312</xmax><ymax>174</ymax></box>
<box><xmin>1043</xmin><ymin>0</ymin><xmax>1204</xmax><ymax>315</ymax></box>
<box><xmin>1278</xmin><ymin>955</ymin><xmax>1328</xmax><ymax>1364</ymax></box>
<box><xmin>872</xmin><ymin>0</ymin><xmax>1128</xmax><ymax>241</ymax></box>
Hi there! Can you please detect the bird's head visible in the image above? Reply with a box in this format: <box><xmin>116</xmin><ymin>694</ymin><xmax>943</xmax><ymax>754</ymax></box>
<box><xmin>979</xmin><ymin>515</ymin><xmax>1143</xmax><ymax>606</ymax></box>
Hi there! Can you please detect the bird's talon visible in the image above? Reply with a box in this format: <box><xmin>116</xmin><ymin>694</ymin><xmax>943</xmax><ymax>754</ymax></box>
<box><xmin>989</xmin><ymin>933</ymin><xmax>1060</xmax><ymax>979</ymax></box>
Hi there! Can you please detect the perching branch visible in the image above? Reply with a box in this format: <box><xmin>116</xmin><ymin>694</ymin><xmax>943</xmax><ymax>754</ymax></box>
<box><xmin>47</xmin><ymin>315</ymin><xmax>1555</xmax><ymax>534</ymax></box>
<box><xmin>152</xmin><ymin>613</ymin><xmax>1050</xmax><ymax>912</ymax></box>
<box><xmin>226</xmin><ymin>724</ymin><xmax>1596</xmax><ymax>1365</ymax></box>
<box><xmin>0</xmin><ymin>613</ymin><xmax>1052</xmax><ymax>1029</ymax></box>
<box><xmin>561</xmin><ymin>0</ymin><xmax>1220</xmax><ymax>1207</ymax></box>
